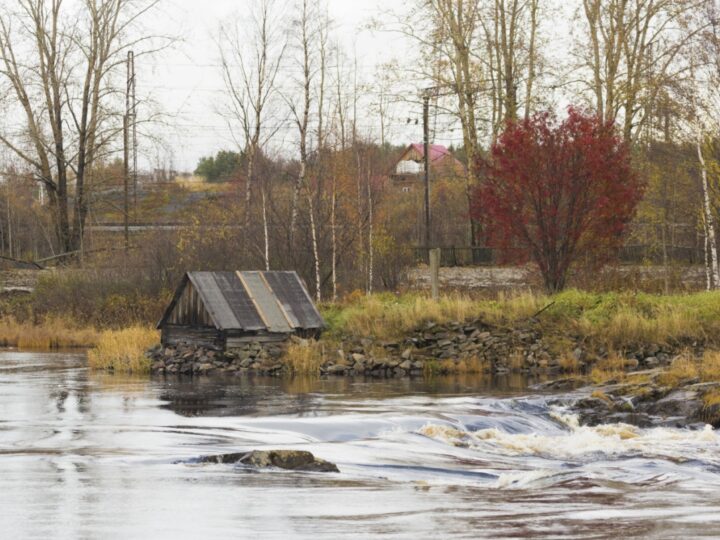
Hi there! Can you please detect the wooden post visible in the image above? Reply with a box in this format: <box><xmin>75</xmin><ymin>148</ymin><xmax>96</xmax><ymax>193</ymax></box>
<box><xmin>429</xmin><ymin>247</ymin><xmax>440</xmax><ymax>301</ymax></box>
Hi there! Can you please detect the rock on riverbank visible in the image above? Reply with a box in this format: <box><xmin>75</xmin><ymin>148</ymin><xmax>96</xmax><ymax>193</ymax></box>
<box><xmin>147</xmin><ymin>318</ymin><xmax>708</xmax><ymax>378</ymax></box>
<box><xmin>148</xmin><ymin>341</ymin><xmax>287</xmax><ymax>375</ymax></box>
<box><xmin>320</xmin><ymin>319</ymin><xmax>705</xmax><ymax>377</ymax></box>
<box><xmin>547</xmin><ymin>371</ymin><xmax>720</xmax><ymax>429</ymax></box>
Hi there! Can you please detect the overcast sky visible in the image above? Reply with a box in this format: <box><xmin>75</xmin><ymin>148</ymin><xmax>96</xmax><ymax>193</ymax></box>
<box><xmin>136</xmin><ymin>0</ymin><xmax>576</xmax><ymax>172</ymax></box>
<box><xmin>140</xmin><ymin>0</ymin><xmax>411</xmax><ymax>172</ymax></box>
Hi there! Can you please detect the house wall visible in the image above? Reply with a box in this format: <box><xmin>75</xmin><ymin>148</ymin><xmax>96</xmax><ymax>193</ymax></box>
<box><xmin>161</xmin><ymin>325</ymin><xmax>222</xmax><ymax>348</ymax></box>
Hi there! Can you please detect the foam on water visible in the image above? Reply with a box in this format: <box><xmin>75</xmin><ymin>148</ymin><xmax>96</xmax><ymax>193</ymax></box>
<box><xmin>418</xmin><ymin>414</ymin><xmax>719</xmax><ymax>463</ymax></box>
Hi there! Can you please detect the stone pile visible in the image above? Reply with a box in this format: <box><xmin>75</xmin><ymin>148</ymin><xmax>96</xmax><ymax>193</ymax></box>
<box><xmin>147</xmin><ymin>341</ymin><xmax>286</xmax><ymax>375</ymax></box>
<box><xmin>322</xmin><ymin>320</ymin><xmax>705</xmax><ymax>377</ymax></box>
<box><xmin>322</xmin><ymin>320</ymin><xmax>557</xmax><ymax>376</ymax></box>
<box><xmin>147</xmin><ymin>321</ymin><xmax>708</xmax><ymax>378</ymax></box>
<box><xmin>554</xmin><ymin>372</ymin><xmax>720</xmax><ymax>429</ymax></box>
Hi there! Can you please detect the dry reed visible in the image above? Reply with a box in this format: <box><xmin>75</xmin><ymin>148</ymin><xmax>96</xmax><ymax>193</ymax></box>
<box><xmin>589</xmin><ymin>353</ymin><xmax>629</xmax><ymax>384</ymax></box>
<box><xmin>0</xmin><ymin>317</ymin><xmax>100</xmax><ymax>349</ymax></box>
<box><xmin>87</xmin><ymin>327</ymin><xmax>158</xmax><ymax>374</ymax></box>
<box><xmin>283</xmin><ymin>340</ymin><xmax>326</xmax><ymax>376</ymax></box>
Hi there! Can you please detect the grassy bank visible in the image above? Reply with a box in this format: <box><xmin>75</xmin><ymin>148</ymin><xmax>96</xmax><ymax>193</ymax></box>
<box><xmin>0</xmin><ymin>316</ymin><xmax>156</xmax><ymax>374</ymax></box>
<box><xmin>0</xmin><ymin>317</ymin><xmax>101</xmax><ymax>349</ymax></box>
<box><xmin>322</xmin><ymin>289</ymin><xmax>720</xmax><ymax>348</ymax></box>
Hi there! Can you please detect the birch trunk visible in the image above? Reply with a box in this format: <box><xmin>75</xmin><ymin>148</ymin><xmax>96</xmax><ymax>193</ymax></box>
<box><xmin>704</xmin><ymin>216</ymin><xmax>712</xmax><ymax>291</ymax></box>
<box><xmin>696</xmin><ymin>131</ymin><xmax>720</xmax><ymax>288</ymax></box>
<box><xmin>366</xmin><ymin>170</ymin><xmax>374</xmax><ymax>295</ymax></box>
<box><xmin>289</xmin><ymin>0</ymin><xmax>312</xmax><ymax>244</ymax></box>
<box><xmin>307</xmin><ymin>190</ymin><xmax>321</xmax><ymax>302</ymax></box>
<box><xmin>261</xmin><ymin>181</ymin><xmax>270</xmax><ymax>271</ymax></box>
<box><xmin>331</xmin><ymin>174</ymin><xmax>337</xmax><ymax>302</ymax></box>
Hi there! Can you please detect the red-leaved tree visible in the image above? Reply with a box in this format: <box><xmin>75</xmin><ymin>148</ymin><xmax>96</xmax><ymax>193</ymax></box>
<box><xmin>472</xmin><ymin>108</ymin><xmax>643</xmax><ymax>292</ymax></box>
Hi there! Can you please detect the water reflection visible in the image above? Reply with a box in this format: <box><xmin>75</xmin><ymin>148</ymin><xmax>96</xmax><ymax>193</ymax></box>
<box><xmin>152</xmin><ymin>371</ymin><xmax>549</xmax><ymax>417</ymax></box>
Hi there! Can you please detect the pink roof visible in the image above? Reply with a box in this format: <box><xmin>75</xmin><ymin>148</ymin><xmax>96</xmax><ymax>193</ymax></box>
<box><xmin>409</xmin><ymin>143</ymin><xmax>452</xmax><ymax>162</ymax></box>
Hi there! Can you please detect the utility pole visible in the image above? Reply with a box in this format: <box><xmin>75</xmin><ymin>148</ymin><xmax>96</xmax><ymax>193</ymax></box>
<box><xmin>123</xmin><ymin>107</ymin><xmax>129</xmax><ymax>250</ymax></box>
<box><xmin>422</xmin><ymin>90</ymin><xmax>431</xmax><ymax>250</ymax></box>
<box><xmin>129</xmin><ymin>51</ymin><xmax>137</xmax><ymax>217</ymax></box>
<box><xmin>123</xmin><ymin>50</ymin><xmax>135</xmax><ymax>252</ymax></box>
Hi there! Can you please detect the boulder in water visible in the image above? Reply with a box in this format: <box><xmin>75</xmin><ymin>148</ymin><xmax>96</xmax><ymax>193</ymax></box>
<box><xmin>197</xmin><ymin>450</ymin><xmax>339</xmax><ymax>472</ymax></box>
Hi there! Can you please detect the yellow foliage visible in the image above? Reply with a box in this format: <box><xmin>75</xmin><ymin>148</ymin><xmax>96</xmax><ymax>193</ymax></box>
<box><xmin>87</xmin><ymin>327</ymin><xmax>158</xmax><ymax>374</ymax></box>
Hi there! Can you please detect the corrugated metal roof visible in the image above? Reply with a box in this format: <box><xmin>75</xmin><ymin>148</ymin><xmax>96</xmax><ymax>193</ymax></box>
<box><xmin>188</xmin><ymin>272</ymin><xmax>240</xmax><ymax>330</ymax></box>
<box><xmin>159</xmin><ymin>271</ymin><xmax>324</xmax><ymax>332</ymax></box>
<box><xmin>211</xmin><ymin>272</ymin><xmax>266</xmax><ymax>331</ymax></box>
<box><xmin>264</xmin><ymin>272</ymin><xmax>325</xmax><ymax>329</ymax></box>
<box><xmin>238</xmin><ymin>271</ymin><xmax>293</xmax><ymax>333</ymax></box>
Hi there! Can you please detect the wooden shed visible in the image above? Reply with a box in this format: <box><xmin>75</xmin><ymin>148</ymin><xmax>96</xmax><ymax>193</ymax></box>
<box><xmin>157</xmin><ymin>271</ymin><xmax>325</xmax><ymax>349</ymax></box>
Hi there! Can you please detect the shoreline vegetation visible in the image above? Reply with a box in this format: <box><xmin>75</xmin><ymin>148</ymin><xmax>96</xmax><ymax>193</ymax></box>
<box><xmin>3</xmin><ymin>289</ymin><xmax>720</xmax><ymax>379</ymax></box>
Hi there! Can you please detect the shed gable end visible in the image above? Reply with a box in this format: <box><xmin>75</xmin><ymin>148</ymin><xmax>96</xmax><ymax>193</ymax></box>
<box><xmin>167</xmin><ymin>281</ymin><xmax>214</xmax><ymax>327</ymax></box>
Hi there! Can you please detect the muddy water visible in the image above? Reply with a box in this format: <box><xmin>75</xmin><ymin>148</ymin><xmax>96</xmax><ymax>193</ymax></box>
<box><xmin>1</xmin><ymin>351</ymin><xmax>719</xmax><ymax>539</ymax></box>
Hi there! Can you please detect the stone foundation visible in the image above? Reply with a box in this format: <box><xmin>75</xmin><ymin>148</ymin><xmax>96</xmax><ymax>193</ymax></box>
<box><xmin>147</xmin><ymin>340</ymin><xmax>287</xmax><ymax>375</ymax></box>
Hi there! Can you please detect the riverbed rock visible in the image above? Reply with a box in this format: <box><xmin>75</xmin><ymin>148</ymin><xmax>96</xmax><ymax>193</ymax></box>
<box><xmin>641</xmin><ymin>390</ymin><xmax>703</xmax><ymax>421</ymax></box>
<box><xmin>196</xmin><ymin>450</ymin><xmax>339</xmax><ymax>472</ymax></box>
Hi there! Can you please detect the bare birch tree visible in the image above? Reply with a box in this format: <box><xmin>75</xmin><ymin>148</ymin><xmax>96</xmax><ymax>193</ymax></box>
<box><xmin>220</xmin><ymin>0</ymin><xmax>286</xmax><ymax>269</ymax></box>
<box><xmin>288</xmin><ymin>0</ymin><xmax>314</xmax><ymax>243</ymax></box>
<box><xmin>695</xmin><ymin>127</ymin><xmax>720</xmax><ymax>288</ymax></box>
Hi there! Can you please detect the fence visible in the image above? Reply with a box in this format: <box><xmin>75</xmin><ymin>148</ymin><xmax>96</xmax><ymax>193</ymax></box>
<box><xmin>414</xmin><ymin>244</ymin><xmax>703</xmax><ymax>267</ymax></box>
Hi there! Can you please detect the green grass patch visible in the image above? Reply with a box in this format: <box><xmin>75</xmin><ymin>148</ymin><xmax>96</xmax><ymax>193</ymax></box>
<box><xmin>321</xmin><ymin>290</ymin><xmax>720</xmax><ymax>348</ymax></box>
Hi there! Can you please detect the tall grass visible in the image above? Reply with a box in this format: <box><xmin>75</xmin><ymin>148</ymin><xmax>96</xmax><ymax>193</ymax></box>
<box><xmin>283</xmin><ymin>340</ymin><xmax>326</xmax><ymax>376</ymax></box>
<box><xmin>553</xmin><ymin>289</ymin><xmax>720</xmax><ymax>346</ymax></box>
<box><xmin>0</xmin><ymin>317</ymin><xmax>100</xmax><ymax>349</ymax></box>
<box><xmin>323</xmin><ymin>290</ymin><xmax>720</xmax><ymax>347</ymax></box>
<box><xmin>87</xmin><ymin>327</ymin><xmax>158</xmax><ymax>374</ymax></box>
<box><xmin>324</xmin><ymin>292</ymin><xmax>545</xmax><ymax>339</ymax></box>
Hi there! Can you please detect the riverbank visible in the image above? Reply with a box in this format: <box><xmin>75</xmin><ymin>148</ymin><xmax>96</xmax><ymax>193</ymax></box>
<box><xmin>148</xmin><ymin>289</ymin><xmax>720</xmax><ymax>377</ymax></box>
<box><xmin>0</xmin><ymin>317</ymin><xmax>101</xmax><ymax>349</ymax></box>
<box><xmin>5</xmin><ymin>288</ymin><xmax>720</xmax><ymax>379</ymax></box>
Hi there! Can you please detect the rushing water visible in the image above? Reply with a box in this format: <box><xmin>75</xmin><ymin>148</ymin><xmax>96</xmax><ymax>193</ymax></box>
<box><xmin>1</xmin><ymin>351</ymin><xmax>720</xmax><ymax>539</ymax></box>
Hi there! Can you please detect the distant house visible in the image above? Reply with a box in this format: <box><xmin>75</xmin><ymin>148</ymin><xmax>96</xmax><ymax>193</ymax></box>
<box><xmin>157</xmin><ymin>271</ymin><xmax>325</xmax><ymax>349</ymax></box>
<box><xmin>390</xmin><ymin>143</ymin><xmax>466</xmax><ymax>192</ymax></box>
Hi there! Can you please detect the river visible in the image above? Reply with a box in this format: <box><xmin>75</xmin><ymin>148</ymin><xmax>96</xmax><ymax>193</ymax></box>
<box><xmin>1</xmin><ymin>351</ymin><xmax>719</xmax><ymax>539</ymax></box>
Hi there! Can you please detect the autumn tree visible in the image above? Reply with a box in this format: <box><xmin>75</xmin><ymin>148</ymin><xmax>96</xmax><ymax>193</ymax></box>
<box><xmin>472</xmin><ymin>108</ymin><xmax>643</xmax><ymax>292</ymax></box>
<box><xmin>0</xmin><ymin>0</ymin><xmax>160</xmax><ymax>255</ymax></box>
<box><xmin>577</xmin><ymin>0</ymin><xmax>705</xmax><ymax>142</ymax></box>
